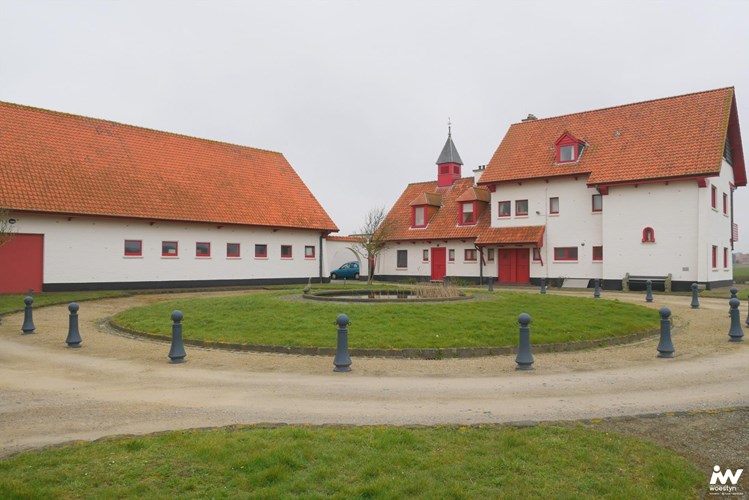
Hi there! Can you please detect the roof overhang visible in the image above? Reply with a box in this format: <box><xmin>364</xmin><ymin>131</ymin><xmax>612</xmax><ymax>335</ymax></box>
<box><xmin>475</xmin><ymin>225</ymin><xmax>545</xmax><ymax>247</ymax></box>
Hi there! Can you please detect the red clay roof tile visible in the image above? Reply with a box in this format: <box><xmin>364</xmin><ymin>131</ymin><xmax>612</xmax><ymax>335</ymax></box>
<box><xmin>0</xmin><ymin>102</ymin><xmax>339</xmax><ymax>232</ymax></box>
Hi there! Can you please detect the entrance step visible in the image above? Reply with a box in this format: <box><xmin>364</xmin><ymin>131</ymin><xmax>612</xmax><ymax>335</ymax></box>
<box><xmin>561</xmin><ymin>278</ymin><xmax>590</xmax><ymax>289</ymax></box>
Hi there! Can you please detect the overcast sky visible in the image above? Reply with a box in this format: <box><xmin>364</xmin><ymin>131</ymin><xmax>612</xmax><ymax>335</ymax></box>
<box><xmin>2</xmin><ymin>0</ymin><xmax>748</xmax><ymax>251</ymax></box>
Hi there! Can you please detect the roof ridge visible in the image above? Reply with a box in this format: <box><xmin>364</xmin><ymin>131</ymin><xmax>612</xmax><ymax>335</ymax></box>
<box><xmin>407</xmin><ymin>176</ymin><xmax>476</xmax><ymax>187</ymax></box>
<box><xmin>514</xmin><ymin>87</ymin><xmax>735</xmax><ymax>126</ymax></box>
<box><xmin>0</xmin><ymin>100</ymin><xmax>284</xmax><ymax>156</ymax></box>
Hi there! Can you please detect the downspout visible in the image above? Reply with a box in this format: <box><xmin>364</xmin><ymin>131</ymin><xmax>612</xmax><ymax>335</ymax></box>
<box><xmin>319</xmin><ymin>233</ymin><xmax>324</xmax><ymax>283</ymax></box>
<box><xmin>476</xmin><ymin>243</ymin><xmax>484</xmax><ymax>285</ymax></box>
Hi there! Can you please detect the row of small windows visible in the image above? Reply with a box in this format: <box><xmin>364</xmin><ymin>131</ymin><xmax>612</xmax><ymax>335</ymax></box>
<box><xmin>497</xmin><ymin>195</ymin><xmax>602</xmax><ymax>218</ymax></box>
<box><xmin>123</xmin><ymin>240</ymin><xmax>316</xmax><ymax>259</ymax></box>
<box><xmin>712</xmin><ymin>246</ymin><xmax>730</xmax><ymax>269</ymax></box>
<box><xmin>710</xmin><ymin>185</ymin><xmax>730</xmax><ymax>215</ymax></box>
<box><xmin>398</xmin><ymin>246</ymin><xmax>605</xmax><ymax>267</ymax></box>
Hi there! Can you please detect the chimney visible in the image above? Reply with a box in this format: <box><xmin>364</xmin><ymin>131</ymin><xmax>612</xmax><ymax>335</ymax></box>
<box><xmin>522</xmin><ymin>114</ymin><xmax>537</xmax><ymax>122</ymax></box>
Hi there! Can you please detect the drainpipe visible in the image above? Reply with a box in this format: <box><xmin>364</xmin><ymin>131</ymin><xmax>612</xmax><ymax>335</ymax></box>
<box><xmin>476</xmin><ymin>243</ymin><xmax>484</xmax><ymax>285</ymax></box>
<box><xmin>319</xmin><ymin>233</ymin><xmax>324</xmax><ymax>283</ymax></box>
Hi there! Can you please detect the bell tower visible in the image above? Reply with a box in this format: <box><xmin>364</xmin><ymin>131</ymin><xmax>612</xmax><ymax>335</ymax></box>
<box><xmin>436</xmin><ymin>121</ymin><xmax>463</xmax><ymax>187</ymax></box>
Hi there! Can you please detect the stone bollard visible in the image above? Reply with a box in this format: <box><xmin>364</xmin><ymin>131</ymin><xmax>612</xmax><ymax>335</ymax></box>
<box><xmin>540</xmin><ymin>278</ymin><xmax>546</xmax><ymax>295</ymax></box>
<box><xmin>690</xmin><ymin>283</ymin><xmax>700</xmax><ymax>309</ymax></box>
<box><xmin>65</xmin><ymin>303</ymin><xmax>82</xmax><ymax>348</ymax></box>
<box><xmin>746</xmin><ymin>293</ymin><xmax>749</xmax><ymax>328</ymax></box>
<box><xmin>657</xmin><ymin>307</ymin><xmax>674</xmax><ymax>358</ymax></box>
<box><xmin>515</xmin><ymin>313</ymin><xmax>534</xmax><ymax>370</ymax></box>
<box><xmin>333</xmin><ymin>314</ymin><xmax>352</xmax><ymax>372</ymax></box>
<box><xmin>21</xmin><ymin>296</ymin><xmax>35</xmax><ymax>334</ymax></box>
<box><xmin>593</xmin><ymin>279</ymin><xmax>601</xmax><ymax>299</ymax></box>
<box><xmin>487</xmin><ymin>277</ymin><xmax>494</xmax><ymax>292</ymax></box>
<box><xmin>645</xmin><ymin>280</ymin><xmax>654</xmax><ymax>303</ymax></box>
<box><xmin>168</xmin><ymin>310</ymin><xmax>187</xmax><ymax>364</ymax></box>
<box><xmin>728</xmin><ymin>298</ymin><xmax>744</xmax><ymax>342</ymax></box>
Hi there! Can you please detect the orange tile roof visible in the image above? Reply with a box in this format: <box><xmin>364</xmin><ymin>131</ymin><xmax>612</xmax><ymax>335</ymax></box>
<box><xmin>326</xmin><ymin>235</ymin><xmax>360</xmax><ymax>243</ymax></box>
<box><xmin>480</xmin><ymin>88</ymin><xmax>746</xmax><ymax>188</ymax></box>
<box><xmin>384</xmin><ymin>177</ymin><xmax>493</xmax><ymax>241</ymax></box>
<box><xmin>409</xmin><ymin>192</ymin><xmax>442</xmax><ymax>207</ymax></box>
<box><xmin>475</xmin><ymin>226</ymin><xmax>545</xmax><ymax>246</ymax></box>
<box><xmin>456</xmin><ymin>186</ymin><xmax>491</xmax><ymax>203</ymax></box>
<box><xmin>0</xmin><ymin>102</ymin><xmax>338</xmax><ymax>232</ymax></box>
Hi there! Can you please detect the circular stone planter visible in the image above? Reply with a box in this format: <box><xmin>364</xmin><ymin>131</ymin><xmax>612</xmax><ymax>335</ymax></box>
<box><xmin>302</xmin><ymin>289</ymin><xmax>473</xmax><ymax>303</ymax></box>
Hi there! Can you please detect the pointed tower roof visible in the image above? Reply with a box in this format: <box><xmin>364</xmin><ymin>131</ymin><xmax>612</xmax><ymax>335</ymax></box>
<box><xmin>436</xmin><ymin>128</ymin><xmax>463</xmax><ymax>165</ymax></box>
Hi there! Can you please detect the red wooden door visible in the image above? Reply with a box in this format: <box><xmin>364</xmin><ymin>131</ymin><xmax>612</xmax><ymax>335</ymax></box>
<box><xmin>498</xmin><ymin>249</ymin><xmax>515</xmax><ymax>283</ymax></box>
<box><xmin>516</xmin><ymin>249</ymin><xmax>530</xmax><ymax>283</ymax></box>
<box><xmin>431</xmin><ymin>247</ymin><xmax>446</xmax><ymax>280</ymax></box>
<box><xmin>498</xmin><ymin>249</ymin><xmax>530</xmax><ymax>284</ymax></box>
<box><xmin>0</xmin><ymin>234</ymin><xmax>44</xmax><ymax>293</ymax></box>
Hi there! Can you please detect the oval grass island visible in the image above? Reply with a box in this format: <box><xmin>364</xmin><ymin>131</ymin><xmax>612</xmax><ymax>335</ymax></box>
<box><xmin>111</xmin><ymin>289</ymin><xmax>659</xmax><ymax>358</ymax></box>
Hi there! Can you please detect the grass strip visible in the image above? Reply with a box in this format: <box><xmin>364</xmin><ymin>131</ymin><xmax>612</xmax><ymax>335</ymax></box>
<box><xmin>0</xmin><ymin>291</ymin><xmax>130</xmax><ymax>315</ymax></box>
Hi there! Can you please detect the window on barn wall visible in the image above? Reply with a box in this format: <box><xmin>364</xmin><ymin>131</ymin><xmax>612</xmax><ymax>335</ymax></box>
<box><xmin>711</xmin><ymin>185</ymin><xmax>717</xmax><ymax>209</ymax></box>
<box><xmin>464</xmin><ymin>249</ymin><xmax>477</xmax><ymax>261</ymax></box>
<box><xmin>554</xmin><ymin>247</ymin><xmax>578</xmax><ymax>261</ymax></box>
<box><xmin>642</xmin><ymin>227</ymin><xmax>655</xmax><ymax>243</ymax></box>
<box><xmin>549</xmin><ymin>197</ymin><xmax>559</xmax><ymax>214</ymax></box>
<box><xmin>305</xmin><ymin>246</ymin><xmax>316</xmax><ymax>258</ymax></box>
<box><xmin>162</xmin><ymin>241</ymin><xmax>178</xmax><ymax>257</ymax></box>
<box><xmin>592</xmin><ymin>246</ymin><xmax>603</xmax><ymax>261</ymax></box>
<box><xmin>724</xmin><ymin>247</ymin><xmax>728</xmax><ymax>268</ymax></box>
<box><xmin>423</xmin><ymin>249</ymin><xmax>429</xmax><ymax>261</ymax></box>
<box><xmin>487</xmin><ymin>248</ymin><xmax>495</xmax><ymax>261</ymax></box>
<box><xmin>533</xmin><ymin>248</ymin><xmax>542</xmax><ymax>261</ymax></box>
<box><xmin>592</xmin><ymin>194</ymin><xmax>603</xmax><ymax>212</ymax></box>
<box><xmin>281</xmin><ymin>245</ymin><xmax>293</xmax><ymax>258</ymax></box>
<box><xmin>515</xmin><ymin>199</ymin><xmax>528</xmax><ymax>216</ymax></box>
<box><xmin>255</xmin><ymin>244</ymin><xmax>267</xmax><ymax>258</ymax></box>
<box><xmin>448</xmin><ymin>249</ymin><xmax>455</xmax><ymax>262</ymax></box>
<box><xmin>397</xmin><ymin>249</ymin><xmax>408</xmax><ymax>268</ymax></box>
<box><xmin>196</xmin><ymin>242</ymin><xmax>211</xmax><ymax>257</ymax></box>
<box><xmin>498</xmin><ymin>201</ymin><xmax>511</xmax><ymax>217</ymax></box>
<box><xmin>712</xmin><ymin>245</ymin><xmax>718</xmax><ymax>268</ymax></box>
<box><xmin>124</xmin><ymin>240</ymin><xmax>142</xmax><ymax>256</ymax></box>
<box><xmin>226</xmin><ymin>243</ymin><xmax>240</xmax><ymax>258</ymax></box>
<box><xmin>723</xmin><ymin>193</ymin><xmax>728</xmax><ymax>214</ymax></box>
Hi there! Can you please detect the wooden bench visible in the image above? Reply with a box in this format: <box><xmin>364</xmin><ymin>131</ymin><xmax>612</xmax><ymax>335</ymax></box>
<box><xmin>623</xmin><ymin>273</ymin><xmax>672</xmax><ymax>292</ymax></box>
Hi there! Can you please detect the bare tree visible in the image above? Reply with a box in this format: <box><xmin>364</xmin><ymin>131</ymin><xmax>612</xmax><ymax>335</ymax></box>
<box><xmin>0</xmin><ymin>208</ymin><xmax>16</xmax><ymax>249</ymax></box>
<box><xmin>349</xmin><ymin>206</ymin><xmax>395</xmax><ymax>285</ymax></box>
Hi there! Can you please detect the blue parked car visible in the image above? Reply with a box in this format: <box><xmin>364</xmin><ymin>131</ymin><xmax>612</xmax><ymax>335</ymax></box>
<box><xmin>330</xmin><ymin>261</ymin><xmax>360</xmax><ymax>280</ymax></box>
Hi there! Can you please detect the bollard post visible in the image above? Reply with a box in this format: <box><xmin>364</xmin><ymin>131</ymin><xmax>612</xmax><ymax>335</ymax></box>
<box><xmin>168</xmin><ymin>310</ymin><xmax>186</xmax><ymax>363</ymax></box>
<box><xmin>645</xmin><ymin>280</ymin><xmax>654</xmax><ymax>303</ymax></box>
<box><xmin>729</xmin><ymin>287</ymin><xmax>738</xmax><ymax>316</ymax></box>
<box><xmin>515</xmin><ymin>313</ymin><xmax>534</xmax><ymax>370</ymax></box>
<box><xmin>487</xmin><ymin>276</ymin><xmax>494</xmax><ymax>292</ymax></box>
<box><xmin>593</xmin><ymin>279</ymin><xmax>601</xmax><ymax>299</ymax></box>
<box><xmin>690</xmin><ymin>283</ymin><xmax>700</xmax><ymax>309</ymax></box>
<box><xmin>333</xmin><ymin>314</ymin><xmax>352</xmax><ymax>372</ymax></box>
<box><xmin>746</xmin><ymin>292</ymin><xmax>749</xmax><ymax>328</ymax></box>
<box><xmin>21</xmin><ymin>296</ymin><xmax>35</xmax><ymax>334</ymax></box>
<box><xmin>657</xmin><ymin>307</ymin><xmax>674</xmax><ymax>358</ymax></box>
<box><xmin>540</xmin><ymin>278</ymin><xmax>546</xmax><ymax>294</ymax></box>
<box><xmin>65</xmin><ymin>303</ymin><xmax>82</xmax><ymax>348</ymax></box>
<box><xmin>728</xmin><ymin>298</ymin><xmax>744</xmax><ymax>342</ymax></box>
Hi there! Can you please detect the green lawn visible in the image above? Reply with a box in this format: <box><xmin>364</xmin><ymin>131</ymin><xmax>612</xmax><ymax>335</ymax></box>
<box><xmin>0</xmin><ymin>291</ymin><xmax>130</xmax><ymax>315</ymax></box>
<box><xmin>114</xmin><ymin>290</ymin><xmax>656</xmax><ymax>349</ymax></box>
<box><xmin>734</xmin><ymin>263</ymin><xmax>749</xmax><ymax>284</ymax></box>
<box><xmin>0</xmin><ymin>425</ymin><xmax>702</xmax><ymax>499</ymax></box>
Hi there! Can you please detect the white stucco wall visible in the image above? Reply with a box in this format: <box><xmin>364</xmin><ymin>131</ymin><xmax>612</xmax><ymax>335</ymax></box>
<box><xmin>10</xmin><ymin>214</ymin><xmax>327</xmax><ymax>286</ymax></box>
<box><xmin>378</xmin><ymin>240</ymin><xmax>484</xmax><ymax>279</ymax></box>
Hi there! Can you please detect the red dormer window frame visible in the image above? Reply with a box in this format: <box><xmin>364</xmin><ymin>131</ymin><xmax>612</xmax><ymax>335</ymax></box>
<box><xmin>412</xmin><ymin>205</ymin><xmax>428</xmax><ymax>228</ymax></box>
<box><xmin>458</xmin><ymin>201</ymin><xmax>477</xmax><ymax>225</ymax></box>
<box><xmin>555</xmin><ymin>133</ymin><xmax>585</xmax><ymax>164</ymax></box>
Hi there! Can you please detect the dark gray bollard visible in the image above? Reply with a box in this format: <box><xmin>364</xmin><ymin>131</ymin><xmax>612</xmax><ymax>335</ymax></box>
<box><xmin>657</xmin><ymin>307</ymin><xmax>674</xmax><ymax>358</ymax></box>
<box><xmin>746</xmin><ymin>293</ymin><xmax>749</xmax><ymax>327</ymax></box>
<box><xmin>21</xmin><ymin>296</ymin><xmax>35</xmax><ymax>334</ymax></box>
<box><xmin>645</xmin><ymin>280</ymin><xmax>654</xmax><ymax>303</ymax></box>
<box><xmin>728</xmin><ymin>298</ymin><xmax>744</xmax><ymax>342</ymax></box>
<box><xmin>593</xmin><ymin>279</ymin><xmax>601</xmax><ymax>299</ymax></box>
<box><xmin>333</xmin><ymin>314</ymin><xmax>352</xmax><ymax>372</ymax></box>
<box><xmin>690</xmin><ymin>283</ymin><xmax>700</xmax><ymax>309</ymax></box>
<box><xmin>515</xmin><ymin>313</ymin><xmax>534</xmax><ymax>370</ymax></box>
<box><xmin>65</xmin><ymin>303</ymin><xmax>82</xmax><ymax>348</ymax></box>
<box><xmin>487</xmin><ymin>277</ymin><xmax>494</xmax><ymax>292</ymax></box>
<box><xmin>540</xmin><ymin>278</ymin><xmax>546</xmax><ymax>294</ymax></box>
<box><xmin>168</xmin><ymin>310</ymin><xmax>186</xmax><ymax>364</ymax></box>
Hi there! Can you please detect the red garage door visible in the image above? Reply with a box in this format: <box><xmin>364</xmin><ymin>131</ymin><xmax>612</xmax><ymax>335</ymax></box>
<box><xmin>0</xmin><ymin>234</ymin><xmax>44</xmax><ymax>293</ymax></box>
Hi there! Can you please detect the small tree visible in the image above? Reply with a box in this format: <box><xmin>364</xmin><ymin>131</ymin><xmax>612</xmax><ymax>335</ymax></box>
<box><xmin>0</xmin><ymin>208</ymin><xmax>15</xmax><ymax>249</ymax></box>
<box><xmin>349</xmin><ymin>206</ymin><xmax>395</xmax><ymax>285</ymax></box>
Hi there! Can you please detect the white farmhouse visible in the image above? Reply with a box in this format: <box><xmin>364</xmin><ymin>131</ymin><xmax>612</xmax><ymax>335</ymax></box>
<box><xmin>0</xmin><ymin>102</ymin><xmax>339</xmax><ymax>292</ymax></box>
<box><xmin>377</xmin><ymin>88</ymin><xmax>746</xmax><ymax>291</ymax></box>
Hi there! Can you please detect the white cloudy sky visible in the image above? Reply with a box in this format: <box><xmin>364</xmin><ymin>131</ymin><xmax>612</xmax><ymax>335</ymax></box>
<box><xmin>2</xmin><ymin>0</ymin><xmax>748</xmax><ymax>251</ymax></box>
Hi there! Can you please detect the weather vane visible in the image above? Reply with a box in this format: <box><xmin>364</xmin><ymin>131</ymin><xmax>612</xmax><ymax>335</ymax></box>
<box><xmin>447</xmin><ymin>117</ymin><xmax>452</xmax><ymax>136</ymax></box>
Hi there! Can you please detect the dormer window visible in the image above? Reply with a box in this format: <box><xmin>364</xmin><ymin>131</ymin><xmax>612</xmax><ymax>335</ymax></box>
<box><xmin>412</xmin><ymin>205</ymin><xmax>427</xmax><ymax>228</ymax></box>
<box><xmin>460</xmin><ymin>201</ymin><xmax>476</xmax><ymax>225</ymax></box>
<box><xmin>555</xmin><ymin>133</ymin><xmax>585</xmax><ymax>163</ymax></box>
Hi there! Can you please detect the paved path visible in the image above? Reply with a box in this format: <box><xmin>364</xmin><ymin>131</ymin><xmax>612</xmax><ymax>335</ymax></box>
<box><xmin>0</xmin><ymin>290</ymin><xmax>747</xmax><ymax>457</ymax></box>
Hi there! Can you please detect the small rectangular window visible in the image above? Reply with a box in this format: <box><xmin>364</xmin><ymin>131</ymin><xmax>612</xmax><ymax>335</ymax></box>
<box><xmin>533</xmin><ymin>248</ymin><xmax>542</xmax><ymax>261</ymax></box>
<box><xmin>549</xmin><ymin>197</ymin><xmax>559</xmax><ymax>214</ymax></box>
<box><xmin>723</xmin><ymin>193</ymin><xmax>728</xmax><ymax>214</ymax></box>
<box><xmin>448</xmin><ymin>249</ymin><xmax>455</xmax><ymax>262</ymax></box>
<box><xmin>423</xmin><ymin>249</ymin><xmax>429</xmax><ymax>261</ymax></box>
<box><xmin>227</xmin><ymin>243</ymin><xmax>240</xmax><ymax>258</ymax></box>
<box><xmin>162</xmin><ymin>241</ymin><xmax>178</xmax><ymax>257</ymax></box>
<box><xmin>487</xmin><ymin>248</ymin><xmax>495</xmax><ymax>262</ymax></box>
<box><xmin>560</xmin><ymin>145</ymin><xmax>575</xmax><ymax>162</ymax></box>
<box><xmin>498</xmin><ymin>201</ymin><xmax>511</xmax><ymax>217</ymax></box>
<box><xmin>711</xmin><ymin>185</ymin><xmax>717</xmax><ymax>208</ymax></box>
<box><xmin>304</xmin><ymin>245</ymin><xmax>315</xmax><ymax>258</ymax></box>
<box><xmin>554</xmin><ymin>247</ymin><xmax>578</xmax><ymax>261</ymax></box>
<box><xmin>281</xmin><ymin>245</ymin><xmax>293</xmax><ymax>258</ymax></box>
<box><xmin>196</xmin><ymin>242</ymin><xmax>211</xmax><ymax>257</ymax></box>
<box><xmin>461</xmin><ymin>202</ymin><xmax>475</xmax><ymax>224</ymax></box>
<box><xmin>255</xmin><ymin>244</ymin><xmax>267</xmax><ymax>258</ymax></box>
<box><xmin>515</xmin><ymin>199</ymin><xmax>528</xmax><ymax>216</ymax></box>
<box><xmin>124</xmin><ymin>239</ymin><xmax>142</xmax><ymax>256</ymax></box>
<box><xmin>397</xmin><ymin>249</ymin><xmax>408</xmax><ymax>268</ymax></box>
<box><xmin>413</xmin><ymin>206</ymin><xmax>426</xmax><ymax>227</ymax></box>
<box><xmin>592</xmin><ymin>194</ymin><xmax>603</xmax><ymax>212</ymax></box>
<box><xmin>724</xmin><ymin>247</ymin><xmax>728</xmax><ymax>269</ymax></box>
<box><xmin>464</xmin><ymin>249</ymin><xmax>477</xmax><ymax>261</ymax></box>
<box><xmin>712</xmin><ymin>245</ymin><xmax>718</xmax><ymax>268</ymax></box>
<box><xmin>592</xmin><ymin>246</ymin><xmax>603</xmax><ymax>261</ymax></box>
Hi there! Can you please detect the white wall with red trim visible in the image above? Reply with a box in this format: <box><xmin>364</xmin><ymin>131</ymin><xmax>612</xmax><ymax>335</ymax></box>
<box><xmin>377</xmin><ymin>240</ymin><xmax>483</xmax><ymax>279</ymax></box>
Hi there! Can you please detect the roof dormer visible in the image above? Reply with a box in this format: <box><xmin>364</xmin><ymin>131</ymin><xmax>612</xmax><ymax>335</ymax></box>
<box><xmin>555</xmin><ymin>132</ymin><xmax>586</xmax><ymax>164</ymax></box>
<box><xmin>456</xmin><ymin>187</ymin><xmax>490</xmax><ymax>226</ymax></box>
<box><xmin>409</xmin><ymin>192</ymin><xmax>442</xmax><ymax>229</ymax></box>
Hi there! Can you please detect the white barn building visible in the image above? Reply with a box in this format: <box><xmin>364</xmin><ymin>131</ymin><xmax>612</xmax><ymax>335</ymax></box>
<box><xmin>377</xmin><ymin>88</ymin><xmax>746</xmax><ymax>291</ymax></box>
